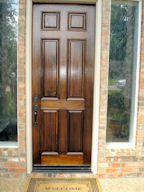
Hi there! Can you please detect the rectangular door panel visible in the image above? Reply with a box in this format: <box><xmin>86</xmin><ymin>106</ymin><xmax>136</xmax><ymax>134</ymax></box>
<box><xmin>41</xmin><ymin>110</ymin><xmax>58</xmax><ymax>152</ymax></box>
<box><xmin>41</xmin><ymin>154</ymin><xmax>83</xmax><ymax>165</ymax></box>
<box><xmin>42</xmin><ymin>39</ymin><xmax>59</xmax><ymax>97</ymax></box>
<box><xmin>41</xmin><ymin>99</ymin><xmax>85</xmax><ymax>110</ymax></box>
<box><xmin>42</xmin><ymin>12</ymin><xmax>60</xmax><ymax>31</ymax></box>
<box><xmin>68</xmin><ymin>40</ymin><xmax>85</xmax><ymax>98</ymax></box>
<box><xmin>68</xmin><ymin>12</ymin><xmax>86</xmax><ymax>31</ymax></box>
<box><xmin>68</xmin><ymin>111</ymin><xmax>83</xmax><ymax>152</ymax></box>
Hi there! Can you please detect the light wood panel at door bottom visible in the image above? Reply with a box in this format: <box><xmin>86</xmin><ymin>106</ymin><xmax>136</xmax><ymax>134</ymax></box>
<box><xmin>41</xmin><ymin>152</ymin><xmax>84</xmax><ymax>165</ymax></box>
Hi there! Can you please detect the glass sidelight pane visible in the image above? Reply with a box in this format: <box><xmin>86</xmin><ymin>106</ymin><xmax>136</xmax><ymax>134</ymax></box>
<box><xmin>0</xmin><ymin>0</ymin><xmax>19</xmax><ymax>141</ymax></box>
<box><xmin>106</xmin><ymin>1</ymin><xmax>139</xmax><ymax>142</ymax></box>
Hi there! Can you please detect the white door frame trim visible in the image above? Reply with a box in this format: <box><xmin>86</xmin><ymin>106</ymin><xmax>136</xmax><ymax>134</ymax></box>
<box><xmin>26</xmin><ymin>0</ymin><xmax>102</xmax><ymax>174</ymax></box>
<box><xmin>26</xmin><ymin>0</ymin><xmax>33</xmax><ymax>174</ymax></box>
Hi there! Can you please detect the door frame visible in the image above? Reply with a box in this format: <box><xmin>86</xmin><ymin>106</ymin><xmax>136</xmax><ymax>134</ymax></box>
<box><xmin>26</xmin><ymin>0</ymin><xmax>102</xmax><ymax>174</ymax></box>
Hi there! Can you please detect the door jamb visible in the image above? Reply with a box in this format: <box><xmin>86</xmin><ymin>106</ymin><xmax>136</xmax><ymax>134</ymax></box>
<box><xmin>26</xmin><ymin>0</ymin><xmax>102</xmax><ymax>174</ymax></box>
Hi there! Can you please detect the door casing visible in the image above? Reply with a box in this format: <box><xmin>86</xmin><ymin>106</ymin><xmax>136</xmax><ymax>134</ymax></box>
<box><xmin>26</xmin><ymin>0</ymin><xmax>102</xmax><ymax>174</ymax></box>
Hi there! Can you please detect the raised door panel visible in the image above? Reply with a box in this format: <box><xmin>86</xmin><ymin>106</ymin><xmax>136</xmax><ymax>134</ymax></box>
<box><xmin>68</xmin><ymin>111</ymin><xmax>83</xmax><ymax>152</ymax></box>
<box><xmin>42</xmin><ymin>39</ymin><xmax>59</xmax><ymax>97</ymax></box>
<box><xmin>42</xmin><ymin>12</ymin><xmax>60</xmax><ymax>31</ymax></box>
<box><xmin>68</xmin><ymin>12</ymin><xmax>86</xmax><ymax>31</ymax></box>
<box><xmin>68</xmin><ymin>40</ymin><xmax>85</xmax><ymax>98</ymax></box>
<box><xmin>42</xmin><ymin>110</ymin><xmax>58</xmax><ymax>152</ymax></box>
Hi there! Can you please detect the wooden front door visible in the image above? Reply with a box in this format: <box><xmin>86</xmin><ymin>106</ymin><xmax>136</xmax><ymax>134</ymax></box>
<box><xmin>32</xmin><ymin>4</ymin><xmax>95</xmax><ymax>166</ymax></box>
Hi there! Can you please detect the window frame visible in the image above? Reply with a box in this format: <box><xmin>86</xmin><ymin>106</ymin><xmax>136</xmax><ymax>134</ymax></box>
<box><xmin>0</xmin><ymin>0</ymin><xmax>19</xmax><ymax>146</ymax></box>
<box><xmin>106</xmin><ymin>0</ymin><xmax>142</xmax><ymax>149</ymax></box>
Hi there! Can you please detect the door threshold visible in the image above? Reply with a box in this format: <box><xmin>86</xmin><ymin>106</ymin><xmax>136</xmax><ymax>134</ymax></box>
<box><xmin>33</xmin><ymin>165</ymin><xmax>91</xmax><ymax>173</ymax></box>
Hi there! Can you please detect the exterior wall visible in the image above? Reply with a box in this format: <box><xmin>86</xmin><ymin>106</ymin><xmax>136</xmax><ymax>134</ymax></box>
<box><xmin>0</xmin><ymin>0</ymin><xmax>27</xmax><ymax>177</ymax></box>
<box><xmin>0</xmin><ymin>0</ymin><xmax>144</xmax><ymax>178</ymax></box>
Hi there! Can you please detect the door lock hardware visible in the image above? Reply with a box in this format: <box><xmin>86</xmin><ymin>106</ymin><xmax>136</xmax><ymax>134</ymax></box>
<box><xmin>34</xmin><ymin>105</ymin><xmax>38</xmax><ymax>126</ymax></box>
<box><xmin>34</xmin><ymin>95</ymin><xmax>38</xmax><ymax>102</ymax></box>
<box><xmin>34</xmin><ymin>105</ymin><xmax>38</xmax><ymax>111</ymax></box>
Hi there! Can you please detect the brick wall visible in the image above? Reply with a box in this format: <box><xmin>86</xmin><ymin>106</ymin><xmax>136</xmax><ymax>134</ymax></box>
<box><xmin>0</xmin><ymin>0</ymin><xmax>144</xmax><ymax>178</ymax></box>
<box><xmin>0</xmin><ymin>0</ymin><xmax>26</xmax><ymax>177</ymax></box>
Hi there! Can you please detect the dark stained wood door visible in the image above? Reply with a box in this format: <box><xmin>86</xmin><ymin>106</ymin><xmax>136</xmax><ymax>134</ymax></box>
<box><xmin>32</xmin><ymin>4</ymin><xmax>95</xmax><ymax>166</ymax></box>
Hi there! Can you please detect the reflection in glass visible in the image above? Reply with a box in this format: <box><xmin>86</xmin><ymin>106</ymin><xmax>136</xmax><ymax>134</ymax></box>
<box><xmin>0</xmin><ymin>0</ymin><xmax>18</xmax><ymax>141</ymax></box>
<box><xmin>106</xmin><ymin>1</ymin><xmax>138</xmax><ymax>142</ymax></box>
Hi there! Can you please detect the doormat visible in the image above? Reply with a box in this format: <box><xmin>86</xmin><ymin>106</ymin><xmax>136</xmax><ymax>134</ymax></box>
<box><xmin>25</xmin><ymin>178</ymin><xmax>102</xmax><ymax>192</ymax></box>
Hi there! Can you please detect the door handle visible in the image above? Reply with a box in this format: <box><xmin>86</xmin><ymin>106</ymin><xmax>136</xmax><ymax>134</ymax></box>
<box><xmin>34</xmin><ymin>105</ymin><xmax>38</xmax><ymax>126</ymax></box>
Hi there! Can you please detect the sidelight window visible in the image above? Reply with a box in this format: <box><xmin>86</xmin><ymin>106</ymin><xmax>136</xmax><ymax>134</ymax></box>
<box><xmin>106</xmin><ymin>1</ymin><xmax>139</xmax><ymax>144</ymax></box>
<box><xmin>0</xmin><ymin>0</ymin><xmax>19</xmax><ymax>142</ymax></box>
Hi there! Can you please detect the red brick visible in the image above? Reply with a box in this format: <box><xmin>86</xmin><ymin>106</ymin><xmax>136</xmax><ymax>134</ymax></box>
<box><xmin>122</xmin><ymin>168</ymin><xmax>137</xmax><ymax>173</ymax></box>
<box><xmin>109</xmin><ymin>163</ymin><xmax>121</xmax><ymax>168</ymax></box>
<box><xmin>3</xmin><ymin>162</ymin><xmax>19</xmax><ymax>168</ymax></box>
<box><xmin>19</xmin><ymin>112</ymin><xmax>24</xmax><ymax>117</ymax></box>
<box><xmin>9</xmin><ymin>168</ymin><xmax>26</xmax><ymax>173</ymax></box>
<box><xmin>106</xmin><ymin>168</ymin><xmax>120</xmax><ymax>173</ymax></box>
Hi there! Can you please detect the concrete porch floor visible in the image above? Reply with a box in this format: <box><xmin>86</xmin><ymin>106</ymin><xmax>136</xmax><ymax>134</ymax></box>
<box><xmin>0</xmin><ymin>177</ymin><xmax>144</xmax><ymax>192</ymax></box>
